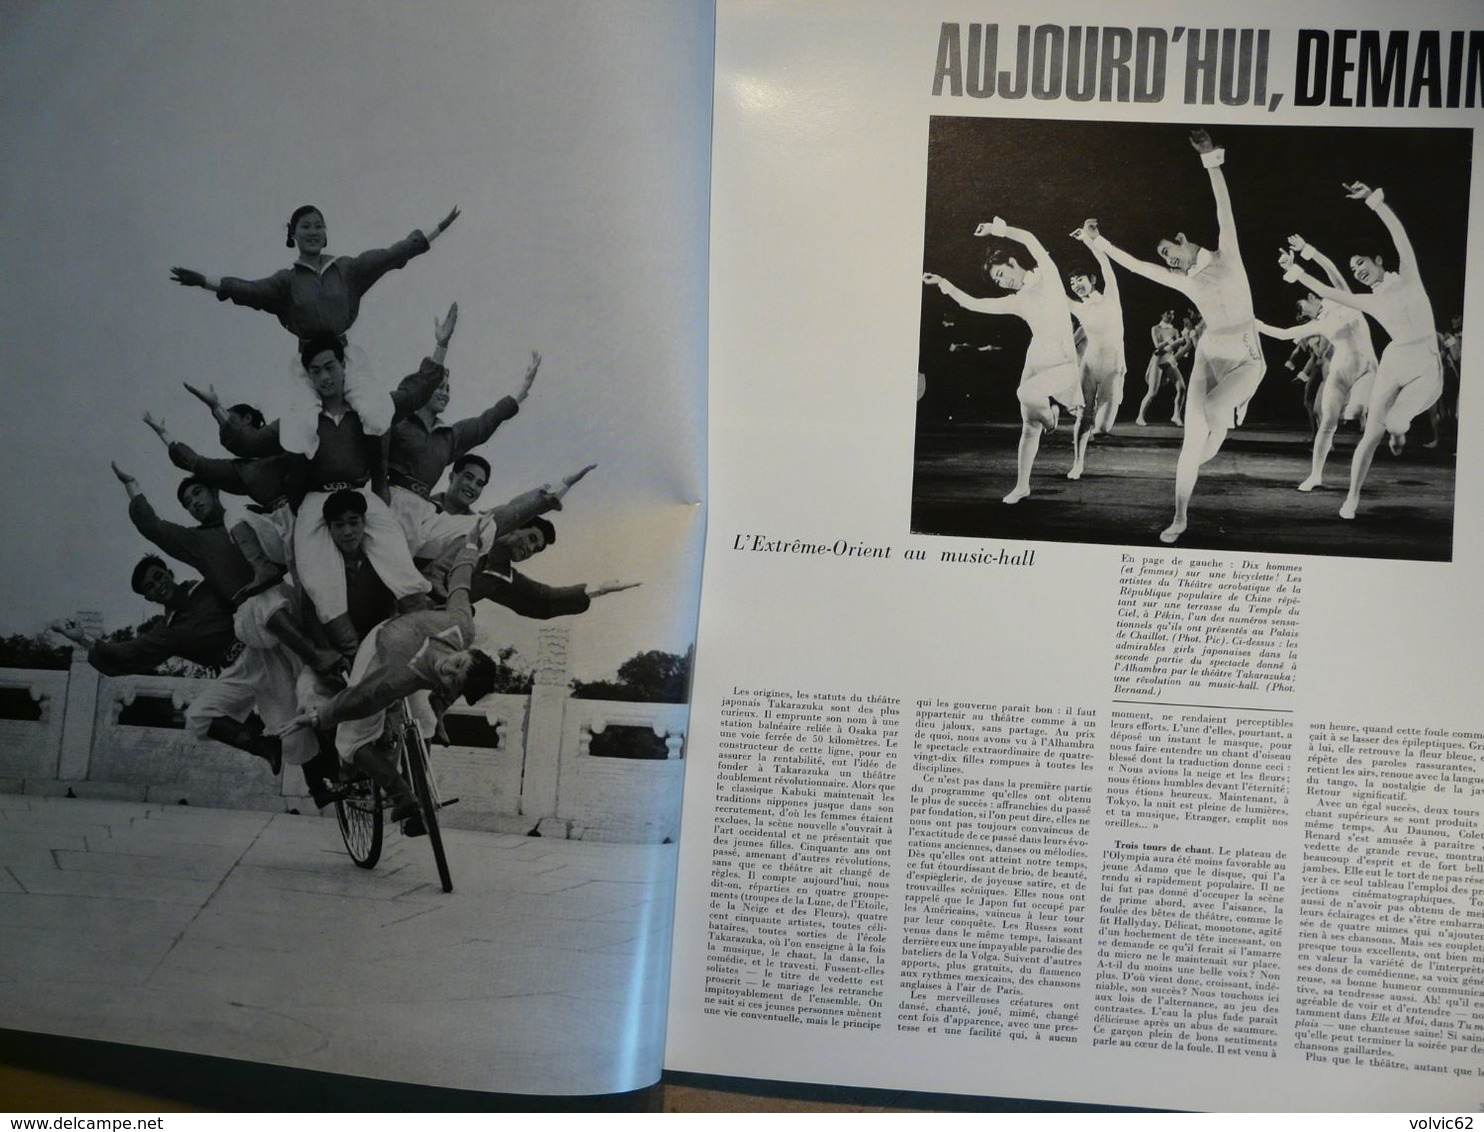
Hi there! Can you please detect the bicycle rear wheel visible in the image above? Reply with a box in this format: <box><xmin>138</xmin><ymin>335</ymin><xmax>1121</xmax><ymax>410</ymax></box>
<box><xmin>400</xmin><ymin>708</ymin><xmax>453</xmax><ymax>893</ymax></box>
<box><xmin>335</xmin><ymin>775</ymin><xmax>383</xmax><ymax>869</ymax></box>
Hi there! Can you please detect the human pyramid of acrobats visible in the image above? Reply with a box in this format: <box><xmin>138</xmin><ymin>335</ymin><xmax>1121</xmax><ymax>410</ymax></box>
<box><xmin>923</xmin><ymin>129</ymin><xmax>1460</xmax><ymax>545</ymax></box>
<box><xmin>51</xmin><ymin>204</ymin><xmax>638</xmax><ymax>825</ymax></box>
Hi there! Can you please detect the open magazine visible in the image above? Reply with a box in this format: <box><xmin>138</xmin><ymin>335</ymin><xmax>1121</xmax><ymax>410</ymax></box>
<box><xmin>4</xmin><ymin>0</ymin><xmax>1483</xmax><ymax>1114</ymax></box>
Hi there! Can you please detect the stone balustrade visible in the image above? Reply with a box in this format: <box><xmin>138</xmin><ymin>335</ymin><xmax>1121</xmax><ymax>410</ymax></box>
<box><xmin>0</xmin><ymin>626</ymin><xmax>686</xmax><ymax>843</ymax></box>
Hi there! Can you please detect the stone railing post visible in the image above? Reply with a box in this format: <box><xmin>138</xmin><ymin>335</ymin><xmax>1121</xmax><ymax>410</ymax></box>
<box><xmin>520</xmin><ymin>625</ymin><xmax>571</xmax><ymax>820</ymax></box>
<box><xmin>57</xmin><ymin>645</ymin><xmax>101</xmax><ymax>782</ymax></box>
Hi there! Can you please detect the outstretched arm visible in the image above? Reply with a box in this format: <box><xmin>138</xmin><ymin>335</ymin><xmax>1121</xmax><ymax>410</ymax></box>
<box><xmin>1280</xmin><ymin>248</ymin><xmax>1378</xmax><ymax>317</ymax></box>
<box><xmin>183</xmin><ymin>382</ymin><xmax>232</xmax><ymax>426</ymax></box>
<box><xmin>204</xmin><ymin>270</ymin><xmax>293</xmax><ymax>316</ymax></box>
<box><xmin>115</xmin><ymin>464</ymin><xmax>198</xmax><ymax>567</ymax></box>
<box><xmin>50</xmin><ymin>619</ymin><xmax>100</xmax><ymax>649</ymax></box>
<box><xmin>447</xmin><ymin>351</ymin><xmax>539</xmax><ymax>458</ymax></box>
<box><xmin>145</xmin><ymin>414</ymin><xmax>251</xmax><ymax>494</ymax></box>
<box><xmin>299</xmin><ymin>666</ymin><xmax>420</xmax><ymax>733</ymax></box>
<box><xmin>922</xmin><ymin>273</ymin><xmax>1014</xmax><ymax>315</ymax></box>
<box><xmin>1077</xmin><ymin>220</ymin><xmax>1186</xmax><ymax>295</ymax></box>
<box><xmin>169</xmin><ymin>267</ymin><xmax>223</xmax><ymax>293</ymax></box>
<box><xmin>425</xmin><ymin>206</ymin><xmax>460</xmax><ymax>245</ymax></box>
<box><xmin>111</xmin><ymin>461</ymin><xmax>143</xmax><ymax>503</ymax></box>
<box><xmin>211</xmin><ymin>400</ymin><xmax>284</xmax><ymax>458</ymax></box>
<box><xmin>442</xmin><ymin>514</ymin><xmax>495</xmax><ymax>622</ymax></box>
<box><xmin>142</xmin><ymin>412</ymin><xmax>174</xmax><ymax>448</ymax></box>
<box><xmin>1257</xmin><ymin>319</ymin><xmax>1310</xmax><ymax>344</ymax></box>
<box><xmin>482</xmin><ymin>464</ymin><xmax>596</xmax><ymax>533</ymax></box>
<box><xmin>337</xmin><ymin>210</ymin><xmax>460</xmax><ymax>300</ymax></box>
<box><xmin>587</xmin><ymin>580</ymin><xmax>641</xmax><ymax>599</ymax></box>
<box><xmin>511</xmin><ymin>350</ymin><xmax>540</xmax><ymax>405</ymax></box>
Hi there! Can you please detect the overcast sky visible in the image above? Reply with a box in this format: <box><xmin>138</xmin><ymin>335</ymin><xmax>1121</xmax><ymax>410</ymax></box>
<box><xmin>0</xmin><ymin>1</ymin><xmax>712</xmax><ymax>680</ymax></box>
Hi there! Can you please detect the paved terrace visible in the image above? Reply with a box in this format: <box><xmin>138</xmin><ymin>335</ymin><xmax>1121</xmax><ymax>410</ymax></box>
<box><xmin>0</xmin><ymin>792</ymin><xmax>677</xmax><ymax>1096</ymax></box>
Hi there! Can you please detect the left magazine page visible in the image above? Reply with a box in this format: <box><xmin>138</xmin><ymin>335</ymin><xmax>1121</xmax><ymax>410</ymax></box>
<box><xmin>0</xmin><ymin>1</ymin><xmax>710</xmax><ymax>1099</ymax></box>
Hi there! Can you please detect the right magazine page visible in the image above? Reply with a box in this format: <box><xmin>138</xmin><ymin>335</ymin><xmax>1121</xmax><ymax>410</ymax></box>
<box><xmin>668</xmin><ymin>0</ymin><xmax>1484</xmax><ymax>1111</ymax></box>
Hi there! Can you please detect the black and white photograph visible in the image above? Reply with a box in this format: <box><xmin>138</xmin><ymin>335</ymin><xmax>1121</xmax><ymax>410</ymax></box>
<box><xmin>0</xmin><ymin>0</ymin><xmax>709</xmax><ymax>1100</ymax></box>
<box><xmin>914</xmin><ymin>117</ymin><xmax>1470</xmax><ymax>560</ymax></box>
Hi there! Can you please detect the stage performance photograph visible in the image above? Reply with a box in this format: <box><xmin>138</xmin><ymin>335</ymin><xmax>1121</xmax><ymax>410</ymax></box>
<box><xmin>913</xmin><ymin>117</ymin><xmax>1469</xmax><ymax>561</ymax></box>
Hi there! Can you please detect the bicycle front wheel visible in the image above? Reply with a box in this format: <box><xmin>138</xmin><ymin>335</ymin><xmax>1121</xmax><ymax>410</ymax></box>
<box><xmin>401</xmin><ymin>715</ymin><xmax>452</xmax><ymax>893</ymax></box>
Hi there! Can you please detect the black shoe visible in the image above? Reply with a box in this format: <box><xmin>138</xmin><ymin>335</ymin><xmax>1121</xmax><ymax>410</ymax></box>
<box><xmin>352</xmin><ymin>742</ymin><xmax>416</xmax><ymax>817</ymax></box>
<box><xmin>307</xmin><ymin>780</ymin><xmax>349</xmax><ymax>809</ymax></box>
<box><xmin>400</xmin><ymin>815</ymin><xmax>427</xmax><ymax>838</ymax></box>
<box><xmin>256</xmin><ymin>736</ymin><xmax>284</xmax><ymax>776</ymax></box>
<box><xmin>389</xmin><ymin>795</ymin><xmax>420</xmax><ymax>824</ymax></box>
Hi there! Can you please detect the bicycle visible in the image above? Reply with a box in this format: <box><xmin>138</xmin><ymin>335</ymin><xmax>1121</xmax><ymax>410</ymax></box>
<box><xmin>333</xmin><ymin>697</ymin><xmax>455</xmax><ymax>892</ymax></box>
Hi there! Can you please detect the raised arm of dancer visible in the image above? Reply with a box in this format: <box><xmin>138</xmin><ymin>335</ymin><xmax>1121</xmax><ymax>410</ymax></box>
<box><xmin>984</xmin><ymin>219</ymin><xmax>1061</xmax><ymax>280</ymax></box>
<box><xmin>1191</xmin><ymin>130</ymin><xmax>1239</xmax><ymax>260</ymax></box>
<box><xmin>1281</xmin><ymin>249</ymin><xmax>1380</xmax><ymax>318</ymax></box>
<box><xmin>1078</xmin><ymin>221</ymin><xmax>1185</xmax><ymax>294</ymax></box>
<box><xmin>1349</xmin><ymin>183</ymin><xmax>1420</xmax><ymax>279</ymax></box>
<box><xmin>1289</xmin><ymin>235</ymin><xmax>1350</xmax><ymax>292</ymax></box>
<box><xmin>1088</xmin><ymin>241</ymin><xmax>1120</xmax><ymax>306</ymax></box>
<box><xmin>922</xmin><ymin>273</ymin><xmax>1014</xmax><ymax>315</ymax></box>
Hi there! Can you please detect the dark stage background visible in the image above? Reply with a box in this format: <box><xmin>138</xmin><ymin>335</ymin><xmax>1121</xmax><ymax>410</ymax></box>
<box><xmin>916</xmin><ymin>117</ymin><xmax>1470</xmax><ymax>428</ymax></box>
<box><xmin>911</xmin><ymin>118</ymin><xmax>1468</xmax><ymax>558</ymax></box>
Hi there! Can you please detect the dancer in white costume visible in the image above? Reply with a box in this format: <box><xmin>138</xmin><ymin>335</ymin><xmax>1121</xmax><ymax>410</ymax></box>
<box><xmin>1136</xmin><ymin>311</ymin><xmax>1186</xmax><ymax>427</ymax></box>
<box><xmin>1080</xmin><ymin>129</ymin><xmax>1265</xmax><ymax>544</ymax></box>
<box><xmin>924</xmin><ymin>217</ymin><xmax>1083</xmax><ymax>504</ymax></box>
<box><xmin>1065</xmin><ymin>239</ymin><xmax>1126</xmax><ymax>481</ymax></box>
<box><xmin>1281</xmin><ymin>183</ymin><xmax>1443</xmax><ymax>520</ymax></box>
<box><xmin>1258</xmin><ymin>234</ymin><xmax>1380</xmax><ymax>493</ymax></box>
